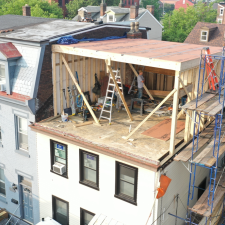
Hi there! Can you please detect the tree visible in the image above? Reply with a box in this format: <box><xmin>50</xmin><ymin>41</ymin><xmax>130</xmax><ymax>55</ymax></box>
<box><xmin>66</xmin><ymin>0</ymin><xmax>120</xmax><ymax>20</ymax></box>
<box><xmin>162</xmin><ymin>1</ymin><xmax>217</xmax><ymax>42</ymax></box>
<box><xmin>141</xmin><ymin>0</ymin><xmax>161</xmax><ymax>20</ymax></box>
<box><xmin>0</xmin><ymin>0</ymin><xmax>63</xmax><ymax>18</ymax></box>
<box><xmin>164</xmin><ymin>3</ymin><xmax>174</xmax><ymax>14</ymax></box>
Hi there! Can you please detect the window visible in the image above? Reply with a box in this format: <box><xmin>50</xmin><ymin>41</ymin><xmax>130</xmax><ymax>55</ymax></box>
<box><xmin>198</xmin><ymin>177</ymin><xmax>207</xmax><ymax>200</ymax></box>
<box><xmin>0</xmin><ymin>64</ymin><xmax>5</xmax><ymax>84</ymax></box>
<box><xmin>218</xmin><ymin>19</ymin><xmax>222</xmax><ymax>24</ymax></box>
<box><xmin>50</xmin><ymin>140</ymin><xmax>67</xmax><ymax>178</ymax></box>
<box><xmin>220</xmin><ymin>8</ymin><xmax>224</xmax><ymax>15</ymax></box>
<box><xmin>65</xmin><ymin>0</ymin><xmax>69</xmax><ymax>4</ymax></box>
<box><xmin>108</xmin><ymin>15</ymin><xmax>114</xmax><ymax>22</ymax></box>
<box><xmin>0</xmin><ymin>126</ymin><xmax>2</xmax><ymax>143</ymax></box>
<box><xmin>0</xmin><ymin>168</ymin><xmax>5</xmax><ymax>196</ymax></box>
<box><xmin>80</xmin><ymin>208</ymin><xmax>95</xmax><ymax>225</ymax></box>
<box><xmin>17</xmin><ymin>117</ymin><xmax>28</xmax><ymax>151</ymax></box>
<box><xmin>79</xmin><ymin>150</ymin><xmax>99</xmax><ymax>190</ymax></box>
<box><xmin>115</xmin><ymin>162</ymin><xmax>138</xmax><ymax>205</ymax></box>
<box><xmin>58</xmin><ymin>0</ymin><xmax>62</xmax><ymax>7</ymax></box>
<box><xmin>52</xmin><ymin>196</ymin><xmax>69</xmax><ymax>225</ymax></box>
<box><xmin>201</xmin><ymin>31</ymin><xmax>208</xmax><ymax>42</ymax></box>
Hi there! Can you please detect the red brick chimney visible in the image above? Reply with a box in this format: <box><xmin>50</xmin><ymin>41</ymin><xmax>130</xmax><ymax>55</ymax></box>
<box><xmin>100</xmin><ymin>0</ymin><xmax>107</xmax><ymax>17</ymax></box>
<box><xmin>130</xmin><ymin>5</ymin><xmax>138</xmax><ymax>19</ymax></box>
<box><xmin>22</xmin><ymin>4</ymin><xmax>31</xmax><ymax>16</ymax></box>
<box><xmin>147</xmin><ymin>5</ymin><xmax>154</xmax><ymax>15</ymax></box>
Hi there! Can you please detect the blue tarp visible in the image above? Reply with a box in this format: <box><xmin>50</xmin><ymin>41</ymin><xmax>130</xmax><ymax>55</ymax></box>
<box><xmin>57</xmin><ymin>33</ymin><xmax>127</xmax><ymax>45</ymax></box>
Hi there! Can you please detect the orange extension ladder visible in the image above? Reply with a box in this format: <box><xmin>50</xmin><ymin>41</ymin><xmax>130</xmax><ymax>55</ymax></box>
<box><xmin>203</xmin><ymin>47</ymin><xmax>219</xmax><ymax>91</ymax></box>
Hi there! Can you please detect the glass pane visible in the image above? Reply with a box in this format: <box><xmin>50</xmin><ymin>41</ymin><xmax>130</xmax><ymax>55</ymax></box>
<box><xmin>0</xmin><ymin>168</ymin><xmax>4</xmax><ymax>181</ymax></box>
<box><xmin>84</xmin><ymin>167</ymin><xmax>96</xmax><ymax>183</ymax></box>
<box><xmin>120</xmin><ymin>166</ymin><xmax>135</xmax><ymax>184</ymax></box>
<box><xmin>19</xmin><ymin>133</ymin><xmax>28</xmax><ymax>150</ymax></box>
<box><xmin>18</xmin><ymin>117</ymin><xmax>27</xmax><ymax>134</ymax></box>
<box><xmin>0</xmin><ymin>181</ymin><xmax>5</xmax><ymax>196</ymax></box>
<box><xmin>55</xmin><ymin>149</ymin><xmax>66</xmax><ymax>159</ymax></box>
<box><xmin>201</xmin><ymin>36</ymin><xmax>207</xmax><ymax>40</ymax></box>
<box><xmin>83</xmin><ymin>153</ymin><xmax>96</xmax><ymax>170</ymax></box>
<box><xmin>0</xmin><ymin>65</ymin><xmax>5</xmax><ymax>82</ymax></box>
<box><xmin>202</xmin><ymin>32</ymin><xmax>207</xmax><ymax>35</ymax></box>
<box><xmin>84</xmin><ymin>211</ymin><xmax>94</xmax><ymax>225</ymax></box>
<box><xmin>0</xmin><ymin>126</ymin><xmax>2</xmax><ymax>141</ymax></box>
<box><xmin>55</xmin><ymin>157</ymin><xmax>66</xmax><ymax>165</ymax></box>
<box><xmin>55</xmin><ymin>199</ymin><xmax>67</xmax><ymax>225</ymax></box>
<box><xmin>120</xmin><ymin>180</ymin><xmax>134</xmax><ymax>198</ymax></box>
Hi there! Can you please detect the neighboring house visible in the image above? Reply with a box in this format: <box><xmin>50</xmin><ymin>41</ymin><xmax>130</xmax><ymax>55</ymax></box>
<box><xmin>184</xmin><ymin>22</ymin><xmax>225</xmax><ymax>47</ymax></box>
<box><xmin>0</xmin><ymin>10</ymin><xmax>140</xmax><ymax>224</ymax></box>
<box><xmin>216</xmin><ymin>2</ymin><xmax>225</xmax><ymax>24</ymax></box>
<box><xmin>74</xmin><ymin>4</ymin><xmax>163</xmax><ymax>40</ymax></box>
<box><xmin>48</xmin><ymin>0</ymin><xmax>72</xmax><ymax>17</ymax></box>
<box><xmin>30</xmin><ymin>35</ymin><xmax>222</xmax><ymax>225</ymax></box>
<box><xmin>175</xmin><ymin>0</ymin><xmax>194</xmax><ymax>10</ymax></box>
<box><xmin>159</xmin><ymin>0</ymin><xmax>178</xmax><ymax>6</ymax></box>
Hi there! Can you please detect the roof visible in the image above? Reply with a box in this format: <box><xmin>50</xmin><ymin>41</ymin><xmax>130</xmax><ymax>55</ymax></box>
<box><xmin>0</xmin><ymin>20</ymin><xmax>95</xmax><ymax>43</ymax></box>
<box><xmin>53</xmin><ymin>39</ymin><xmax>221</xmax><ymax>70</ymax></box>
<box><xmin>78</xmin><ymin>6</ymin><xmax>101</xmax><ymax>12</ymax></box>
<box><xmin>106</xmin><ymin>7</ymin><xmax>130</xmax><ymax>14</ymax></box>
<box><xmin>160</xmin><ymin>0</ymin><xmax>178</xmax><ymax>4</ymax></box>
<box><xmin>0</xmin><ymin>42</ymin><xmax>22</xmax><ymax>59</ymax></box>
<box><xmin>213</xmin><ymin>3</ymin><xmax>218</xmax><ymax>9</ymax></box>
<box><xmin>175</xmin><ymin>0</ymin><xmax>194</xmax><ymax>9</ymax></box>
<box><xmin>184</xmin><ymin>22</ymin><xmax>225</xmax><ymax>47</ymax></box>
<box><xmin>0</xmin><ymin>14</ymin><xmax>56</xmax><ymax>30</ymax></box>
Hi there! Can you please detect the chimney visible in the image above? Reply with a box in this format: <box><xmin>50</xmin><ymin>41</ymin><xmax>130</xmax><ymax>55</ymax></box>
<box><xmin>119</xmin><ymin>0</ymin><xmax>124</xmax><ymax>7</ymax></box>
<box><xmin>223</xmin><ymin>10</ymin><xmax>225</xmax><ymax>24</ymax></box>
<box><xmin>100</xmin><ymin>0</ymin><xmax>107</xmax><ymax>17</ymax></box>
<box><xmin>146</xmin><ymin>5</ymin><xmax>154</xmax><ymax>15</ymax></box>
<box><xmin>130</xmin><ymin>5</ymin><xmax>138</xmax><ymax>19</ymax></box>
<box><xmin>127</xmin><ymin>22</ymin><xmax>142</xmax><ymax>39</ymax></box>
<box><xmin>22</xmin><ymin>4</ymin><xmax>31</xmax><ymax>16</ymax></box>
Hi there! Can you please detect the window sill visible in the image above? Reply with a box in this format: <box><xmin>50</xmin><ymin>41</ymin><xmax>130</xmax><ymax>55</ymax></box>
<box><xmin>79</xmin><ymin>181</ymin><xmax>99</xmax><ymax>191</ymax></box>
<box><xmin>114</xmin><ymin>194</ymin><xmax>137</xmax><ymax>206</ymax></box>
<box><xmin>15</xmin><ymin>149</ymin><xmax>30</xmax><ymax>158</ymax></box>
<box><xmin>0</xmin><ymin>195</ymin><xmax>7</xmax><ymax>204</ymax></box>
<box><xmin>50</xmin><ymin>170</ymin><xmax>68</xmax><ymax>179</ymax></box>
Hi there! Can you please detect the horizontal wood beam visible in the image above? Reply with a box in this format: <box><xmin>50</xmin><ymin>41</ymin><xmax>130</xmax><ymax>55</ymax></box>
<box><xmin>55</xmin><ymin>57</ymin><xmax>88</xmax><ymax>66</ymax></box>
<box><xmin>143</xmin><ymin>66</ymin><xmax>175</xmax><ymax>76</ymax></box>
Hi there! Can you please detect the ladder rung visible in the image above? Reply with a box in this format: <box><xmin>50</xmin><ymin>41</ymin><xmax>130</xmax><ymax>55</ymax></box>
<box><xmin>102</xmin><ymin>110</ymin><xmax>110</xmax><ymax>113</ymax></box>
<box><xmin>106</xmin><ymin>97</ymin><xmax>113</xmax><ymax>99</ymax></box>
<box><xmin>100</xmin><ymin>116</ymin><xmax>110</xmax><ymax>120</ymax></box>
<box><xmin>105</xmin><ymin>104</ymin><xmax>111</xmax><ymax>106</ymax></box>
<box><xmin>112</xmin><ymin>70</ymin><xmax>118</xmax><ymax>72</ymax></box>
<box><xmin>109</xmin><ymin>84</ymin><xmax>115</xmax><ymax>86</ymax></box>
<box><xmin>108</xmin><ymin>90</ymin><xmax>114</xmax><ymax>93</ymax></box>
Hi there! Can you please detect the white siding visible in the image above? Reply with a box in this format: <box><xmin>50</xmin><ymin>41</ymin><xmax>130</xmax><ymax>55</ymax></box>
<box><xmin>37</xmin><ymin>133</ymin><xmax>157</xmax><ymax>225</ymax></box>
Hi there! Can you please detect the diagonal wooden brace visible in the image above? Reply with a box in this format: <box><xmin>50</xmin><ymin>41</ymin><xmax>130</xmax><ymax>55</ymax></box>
<box><xmin>61</xmin><ymin>55</ymin><xmax>100</xmax><ymax>125</ymax></box>
<box><xmin>125</xmin><ymin>89</ymin><xmax>177</xmax><ymax>140</ymax></box>
<box><xmin>107</xmin><ymin>64</ymin><xmax>133</xmax><ymax>121</ymax></box>
<box><xmin>129</xmin><ymin>63</ymin><xmax>154</xmax><ymax>100</ymax></box>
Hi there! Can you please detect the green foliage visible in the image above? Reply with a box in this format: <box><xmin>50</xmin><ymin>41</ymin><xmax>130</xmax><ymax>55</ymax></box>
<box><xmin>162</xmin><ymin>1</ymin><xmax>217</xmax><ymax>42</ymax></box>
<box><xmin>0</xmin><ymin>0</ymin><xmax>63</xmax><ymax>18</ymax></box>
<box><xmin>66</xmin><ymin>0</ymin><xmax>120</xmax><ymax>20</ymax></box>
<box><xmin>164</xmin><ymin>3</ymin><xmax>174</xmax><ymax>13</ymax></box>
<box><xmin>141</xmin><ymin>0</ymin><xmax>161</xmax><ymax>20</ymax></box>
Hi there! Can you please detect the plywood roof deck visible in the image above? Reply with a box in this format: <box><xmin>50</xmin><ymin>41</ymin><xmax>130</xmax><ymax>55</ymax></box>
<box><xmin>33</xmin><ymin>107</ymin><xmax>185</xmax><ymax>168</ymax></box>
<box><xmin>52</xmin><ymin>39</ymin><xmax>222</xmax><ymax>71</ymax></box>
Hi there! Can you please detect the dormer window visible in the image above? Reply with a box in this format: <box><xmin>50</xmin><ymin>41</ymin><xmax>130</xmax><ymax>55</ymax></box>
<box><xmin>107</xmin><ymin>14</ymin><xmax>115</xmax><ymax>22</ymax></box>
<box><xmin>0</xmin><ymin>64</ymin><xmax>5</xmax><ymax>84</ymax></box>
<box><xmin>220</xmin><ymin>8</ymin><xmax>224</xmax><ymax>16</ymax></box>
<box><xmin>201</xmin><ymin>31</ymin><xmax>208</xmax><ymax>42</ymax></box>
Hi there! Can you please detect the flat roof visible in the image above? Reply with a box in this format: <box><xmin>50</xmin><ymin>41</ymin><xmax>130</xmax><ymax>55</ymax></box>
<box><xmin>52</xmin><ymin>39</ymin><xmax>222</xmax><ymax>71</ymax></box>
<box><xmin>0</xmin><ymin>20</ymin><xmax>95</xmax><ymax>42</ymax></box>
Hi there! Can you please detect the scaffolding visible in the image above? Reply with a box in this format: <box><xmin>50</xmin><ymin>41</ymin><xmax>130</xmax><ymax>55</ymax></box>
<box><xmin>171</xmin><ymin>47</ymin><xmax>225</xmax><ymax>225</ymax></box>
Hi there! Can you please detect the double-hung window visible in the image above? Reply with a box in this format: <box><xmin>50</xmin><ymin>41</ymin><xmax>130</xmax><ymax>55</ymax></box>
<box><xmin>18</xmin><ymin>117</ymin><xmax>28</xmax><ymax>151</ymax></box>
<box><xmin>50</xmin><ymin>140</ymin><xmax>67</xmax><ymax>178</ymax></box>
<box><xmin>79</xmin><ymin>149</ymin><xmax>99</xmax><ymax>190</ymax></box>
<box><xmin>201</xmin><ymin>31</ymin><xmax>208</xmax><ymax>42</ymax></box>
<box><xmin>220</xmin><ymin>8</ymin><xmax>224</xmax><ymax>16</ymax></box>
<box><xmin>52</xmin><ymin>196</ymin><xmax>69</xmax><ymax>225</ymax></box>
<box><xmin>0</xmin><ymin>168</ymin><xmax>6</xmax><ymax>196</ymax></box>
<box><xmin>108</xmin><ymin>15</ymin><xmax>114</xmax><ymax>22</ymax></box>
<box><xmin>115</xmin><ymin>162</ymin><xmax>138</xmax><ymax>205</ymax></box>
<box><xmin>80</xmin><ymin>208</ymin><xmax>95</xmax><ymax>225</ymax></box>
<box><xmin>0</xmin><ymin>64</ymin><xmax>5</xmax><ymax>84</ymax></box>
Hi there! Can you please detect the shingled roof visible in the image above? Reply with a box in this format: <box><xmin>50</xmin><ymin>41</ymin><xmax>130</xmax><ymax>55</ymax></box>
<box><xmin>184</xmin><ymin>22</ymin><xmax>225</xmax><ymax>47</ymax></box>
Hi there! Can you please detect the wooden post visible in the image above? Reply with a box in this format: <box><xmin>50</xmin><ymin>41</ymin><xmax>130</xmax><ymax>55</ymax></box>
<box><xmin>169</xmin><ymin>71</ymin><xmax>180</xmax><ymax>155</ymax></box>
<box><xmin>65</xmin><ymin>54</ymin><xmax>70</xmax><ymax>108</ymax></box>
<box><xmin>52</xmin><ymin>53</ymin><xmax>57</xmax><ymax>116</ymax></box>
<box><xmin>83</xmin><ymin>56</ymin><xmax>86</xmax><ymax>92</ymax></box>
<box><xmin>107</xmin><ymin>63</ymin><xmax>133</xmax><ymax>122</ymax></box>
<box><xmin>60</xmin><ymin>53</ymin><xmax>63</xmax><ymax>112</ymax></box>
<box><xmin>129</xmin><ymin>63</ymin><xmax>154</xmax><ymax>100</ymax></box>
<box><xmin>61</xmin><ymin>55</ymin><xmax>100</xmax><ymax>125</ymax></box>
<box><xmin>88</xmin><ymin>58</ymin><xmax>91</xmax><ymax>97</ymax></box>
<box><xmin>125</xmin><ymin>89</ymin><xmax>177</xmax><ymax>140</ymax></box>
<box><xmin>93</xmin><ymin>58</ymin><xmax>97</xmax><ymax>101</ymax></box>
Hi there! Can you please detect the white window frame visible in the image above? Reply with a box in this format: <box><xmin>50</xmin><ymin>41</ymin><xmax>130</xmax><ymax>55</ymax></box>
<box><xmin>201</xmin><ymin>30</ymin><xmax>208</xmax><ymax>42</ymax></box>
<box><xmin>218</xmin><ymin>19</ymin><xmax>222</xmax><ymax>24</ymax></box>
<box><xmin>220</xmin><ymin>8</ymin><xmax>224</xmax><ymax>16</ymax></box>
<box><xmin>0</xmin><ymin>168</ymin><xmax>6</xmax><ymax>197</ymax></box>
<box><xmin>107</xmin><ymin>14</ymin><xmax>115</xmax><ymax>22</ymax></box>
<box><xmin>17</xmin><ymin>116</ymin><xmax>28</xmax><ymax>151</ymax></box>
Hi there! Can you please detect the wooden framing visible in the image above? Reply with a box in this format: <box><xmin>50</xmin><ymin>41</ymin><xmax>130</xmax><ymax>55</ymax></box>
<box><xmin>129</xmin><ymin>63</ymin><xmax>154</xmax><ymax>100</ymax></box>
<box><xmin>61</xmin><ymin>55</ymin><xmax>100</xmax><ymax>125</ymax></box>
<box><xmin>52</xmin><ymin>53</ymin><xmax>57</xmax><ymax>116</ymax></box>
<box><xmin>60</xmin><ymin>53</ymin><xmax>63</xmax><ymax>112</ymax></box>
<box><xmin>65</xmin><ymin>54</ymin><xmax>69</xmax><ymax>108</ymax></box>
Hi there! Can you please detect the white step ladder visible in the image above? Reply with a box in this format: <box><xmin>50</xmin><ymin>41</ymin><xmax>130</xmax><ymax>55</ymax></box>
<box><xmin>99</xmin><ymin>68</ymin><xmax>123</xmax><ymax>124</ymax></box>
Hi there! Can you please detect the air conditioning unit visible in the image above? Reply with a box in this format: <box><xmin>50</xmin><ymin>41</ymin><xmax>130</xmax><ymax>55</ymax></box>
<box><xmin>53</xmin><ymin>162</ymin><xmax>66</xmax><ymax>175</ymax></box>
<box><xmin>0</xmin><ymin>84</ymin><xmax>6</xmax><ymax>92</ymax></box>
